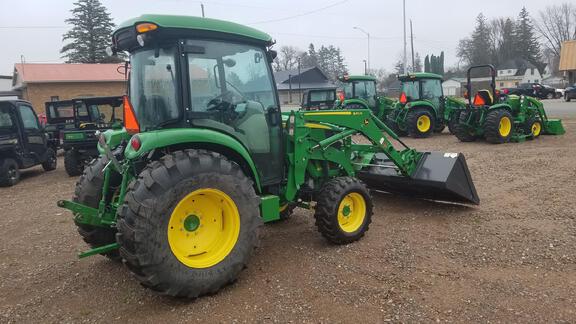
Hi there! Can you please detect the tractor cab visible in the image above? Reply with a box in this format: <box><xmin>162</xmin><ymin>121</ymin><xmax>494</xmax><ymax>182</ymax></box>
<box><xmin>111</xmin><ymin>15</ymin><xmax>283</xmax><ymax>185</ymax></box>
<box><xmin>337</xmin><ymin>75</ymin><xmax>394</xmax><ymax>119</ymax></box>
<box><xmin>388</xmin><ymin>73</ymin><xmax>465</xmax><ymax>138</ymax></box>
<box><xmin>300</xmin><ymin>87</ymin><xmax>337</xmax><ymax>110</ymax></box>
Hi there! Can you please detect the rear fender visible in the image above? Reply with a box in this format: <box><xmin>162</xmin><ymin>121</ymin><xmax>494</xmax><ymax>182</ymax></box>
<box><xmin>341</xmin><ymin>98</ymin><xmax>370</xmax><ymax>110</ymax></box>
<box><xmin>123</xmin><ymin>128</ymin><xmax>262</xmax><ymax>192</ymax></box>
<box><xmin>407</xmin><ymin>101</ymin><xmax>437</xmax><ymax>119</ymax></box>
<box><xmin>487</xmin><ymin>104</ymin><xmax>512</xmax><ymax>113</ymax></box>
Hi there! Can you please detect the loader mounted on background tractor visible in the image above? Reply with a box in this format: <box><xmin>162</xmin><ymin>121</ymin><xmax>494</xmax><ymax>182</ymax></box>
<box><xmin>57</xmin><ymin>15</ymin><xmax>479</xmax><ymax>298</ymax></box>
<box><xmin>337</xmin><ymin>75</ymin><xmax>396</xmax><ymax>120</ymax></box>
<box><xmin>386</xmin><ymin>73</ymin><xmax>466</xmax><ymax>138</ymax></box>
<box><xmin>454</xmin><ymin>65</ymin><xmax>565</xmax><ymax>144</ymax></box>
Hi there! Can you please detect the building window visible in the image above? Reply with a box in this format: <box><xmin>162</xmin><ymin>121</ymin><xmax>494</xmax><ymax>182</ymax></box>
<box><xmin>508</xmin><ymin>69</ymin><xmax>512</xmax><ymax>73</ymax></box>
<box><xmin>50</xmin><ymin>96</ymin><xmax>59</xmax><ymax>102</ymax></box>
<box><xmin>534</xmin><ymin>79</ymin><xmax>539</xmax><ymax>83</ymax></box>
<box><xmin>531</xmin><ymin>69</ymin><xmax>534</xmax><ymax>75</ymax></box>
<box><xmin>515</xmin><ymin>82</ymin><xmax>519</xmax><ymax>86</ymax></box>
<box><xmin>499</xmin><ymin>82</ymin><xmax>504</xmax><ymax>87</ymax></box>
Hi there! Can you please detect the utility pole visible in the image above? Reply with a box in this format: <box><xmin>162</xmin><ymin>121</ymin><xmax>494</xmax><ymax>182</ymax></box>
<box><xmin>410</xmin><ymin>19</ymin><xmax>415</xmax><ymax>72</ymax></box>
<box><xmin>353</xmin><ymin>26</ymin><xmax>370</xmax><ymax>73</ymax></box>
<box><xmin>403</xmin><ymin>0</ymin><xmax>407</xmax><ymax>74</ymax></box>
<box><xmin>363</xmin><ymin>60</ymin><xmax>367</xmax><ymax>75</ymax></box>
<box><xmin>201</xmin><ymin>3</ymin><xmax>205</xmax><ymax>17</ymax></box>
<box><xmin>298</xmin><ymin>58</ymin><xmax>302</xmax><ymax>101</ymax></box>
<box><xmin>288</xmin><ymin>74</ymin><xmax>292</xmax><ymax>103</ymax></box>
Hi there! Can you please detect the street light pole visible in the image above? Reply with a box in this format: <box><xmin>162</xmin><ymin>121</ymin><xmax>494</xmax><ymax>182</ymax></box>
<box><xmin>363</xmin><ymin>60</ymin><xmax>367</xmax><ymax>75</ymax></box>
<box><xmin>403</xmin><ymin>0</ymin><xmax>407</xmax><ymax>74</ymax></box>
<box><xmin>353</xmin><ymin>26</ymin><xmax>370</xmax><ymax>74</ymax></box>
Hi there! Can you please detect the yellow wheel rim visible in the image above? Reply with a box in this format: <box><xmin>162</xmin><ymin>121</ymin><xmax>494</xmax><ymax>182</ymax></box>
<box><xmin>337</xmin><ymin>192</ymin><xmax>366</xmax><ymax>233</ymax></box>
<box><xmin>498</xmin><ymin>116</ymin><xmax>512</xmax><ymax>137</ymax></box>
<box><xmin>167</xmin><ymin>188</ymin><xmax>240</xmax><ymax>268</ymax></box>
<box><xmin>531</xmin><ymin>122</ymin><xmax>541</xmax><ymax>137</ymax></box>
<box><xmin>416</xmin><ymin>115</ymin><xmax>431</xmax><ymax>133</ymax></box>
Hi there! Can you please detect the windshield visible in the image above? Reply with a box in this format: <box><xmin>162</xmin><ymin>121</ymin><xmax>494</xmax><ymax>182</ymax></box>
<box><xmin>401</xmin><ymin>81</ymin><xmax>420</xmax><ymax>100</ymax></box>
<box><xmin>186</xmin><ymin>40</ymin><xmax>276</xmax><ymax>113</ymax></box>
<box><xmin>129</xmin><ymin>47</ymin><xmax>179</xmax><ymax>131</ymax></box>
<box><xmin>310</xmin><ymin>90</ymin><xmax>335</xmax><ymax>102</ymax></box>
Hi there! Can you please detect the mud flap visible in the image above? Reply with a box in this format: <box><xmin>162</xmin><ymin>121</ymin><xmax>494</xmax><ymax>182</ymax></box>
<box><xmin>357</xmin><ymin>152</ymin><xmax>480</xmax><ymax>205</ymax></box>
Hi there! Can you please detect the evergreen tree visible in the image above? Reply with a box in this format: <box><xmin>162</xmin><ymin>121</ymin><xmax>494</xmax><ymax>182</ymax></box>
<box><xmin>413</xmin><ymin>53</ymin><xmax>422</xmax><ymax>72</ymax></box>
<box><xmin>470</xmin><ymin>13</ymin><xmax>492</xmax><ymax>65</ymax></box>
<box><xmin>500</xmin><ymin>18</ymin><xmax>517</xmax><ymax>62</ymax></box>
<box><xmin>439</xmin><ymin>51</ymin><xmax>445</xmax><ymax>75</ymax></box>
<box><xmin>61</xmin><ymin>0</ymin><xmax>119</xmax><ymax>63</ymax></box>
<box><xmin>514</xmin><ymin>7</ymin><xmax>543</xmax><ymax>71</ymax></box>
<box><xmin>424</xmin><ymin>55</ymin><xmax>430</xmax><ymax>72</ymax></box>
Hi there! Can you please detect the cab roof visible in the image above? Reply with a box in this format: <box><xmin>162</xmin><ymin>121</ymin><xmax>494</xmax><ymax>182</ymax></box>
<box><xmin>340</xmin><ymin>75</ymin><xmax>377</xmax><ymax>82</ymax></box>
<box><xmin>115</xmin><ymin>14</ymin><xmax>273</xmax><ymax>45</ymax></box>
<box><xmin>398</xmin><ymin>72</ymin><xmax>443</xmax><ymax>81</ymax></box>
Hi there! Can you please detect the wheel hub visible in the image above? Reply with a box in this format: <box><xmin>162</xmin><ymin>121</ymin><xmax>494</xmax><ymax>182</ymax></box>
<box><xmin>183</xmin><ymin>214</ymin><xmax>200</xmax><ymax>232</ymax></box>
<box><xmin>342</xmin><ymin>205</ymin><xmax>351</xmax><ymax>217</ymax></box>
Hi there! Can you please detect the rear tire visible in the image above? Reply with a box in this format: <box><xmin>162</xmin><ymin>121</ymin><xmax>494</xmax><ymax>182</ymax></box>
<box><xmin>73</xmin><ymin>156</ymin><xmax>121</xmax><ymax>260</ymax></box>
<box><xmin>42</xmin><ymin>148</ymin><xmax>57</xmax><ymax>171</ymax></box>
<box><xmin>448</xmin><ymin>110</ymin><xmax>461</xmax><ymax>135</ymax></box>
<box><xmin>484</xmin><ymin>109</ymin><xmax>513</xmax><ymax>144</ymax></box>
<box><xmin>565</xmin><ymin>94</ymin><xmax>571</xmax><ymax>102</ymax></box>
<box><xmin>314</xmin><ymin>177</ymin><xmax>372</xmax><ymax>245</ymax></box>
<box><xmin>0</xmin><ymin>158</ymin><xmax>20</xmax><ymax>187</ymax></box>
<box><xmin>65</xmin><ymin>150</ymin><xmax>84</xmax><ymax>176</ymax></box>
<box><xmin>546</xmin><ymin>93</ymin><xmax>554</xmax><ymax>99</ymax></box>
<box><xmin>407</xmin><ymin>108</ymin><xmax>434</xmax><ymax>138</ymax></box>
<box><xmin>453</xmin><ymin>111</ymin><xmax>478</xmax><ymax>142</ymax></box>
<box><xmin>116</xmin><ymin>150</ymin><xmax>261</xmax><ymax>298</ymax></box>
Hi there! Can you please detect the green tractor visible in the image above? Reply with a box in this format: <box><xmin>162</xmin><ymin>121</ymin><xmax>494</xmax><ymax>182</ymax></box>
<box><xmin>58</xmin><ymin>15</ymin><xmax>479</xmax><ymax>298</ymax></box>
<box><xmin>387</xmin><ymin>73</ymin><xmax>466</xmax><ymax>138</ymax></box>
<box><xmin>337</xmin><ymin>75</ymin><xmax>396</xmax><ymax>120</ymax></box>
<box><xmin>454</xmin><ymin>65</ymin><xmax>565</xmax><ymax>144</ymax></box>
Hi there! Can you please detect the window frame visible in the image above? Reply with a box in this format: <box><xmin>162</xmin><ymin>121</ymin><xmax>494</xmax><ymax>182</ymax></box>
<box><xmin>18</xmin><ymin>104</ymin><xmax>40</xmax><ymax>130</ymax></box>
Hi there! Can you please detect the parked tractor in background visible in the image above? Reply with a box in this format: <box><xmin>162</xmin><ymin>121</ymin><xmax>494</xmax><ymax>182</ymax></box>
<box><xmin>386</xmin><ymin>73</ymin><xmax>466</xmax><ymax>138</ymax></box>
<box><xmin>454</xmin><ymin>65</ymin><xmax>565</xmax><ymax>144</ymax></box>
<box><xmin>337</xmin><ymin>75</ymin><xmax>395</xmax><ymax>120</ymax></box>
<box><xmin>300</xmin><ymin>87</ymin><xmax>338</xmax><ymax>110</ymax></box>
<box><xmin>58</xmin><ymin>15</ymin><xmax>479</xmax><ymax>298</ymax></box>
<box><xmin>0</xmin><ymin>100</ymin><xmax>57</xmax><ymax>186</ymax></box>
<box><xmin>45</xmin><ymin>96</ymin><xmax>123</xmax><ymax>176</ymax></box>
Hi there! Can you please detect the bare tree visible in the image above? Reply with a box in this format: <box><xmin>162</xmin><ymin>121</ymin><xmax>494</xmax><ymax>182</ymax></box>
<box><xmin>535</xmin><ymin>3</ymin><xmax>576</xmax><ymax>57</ymax></box>
<box><xmin>273</xmin><ymin>46</ymin><xmax>302</xmax><ymax>71</ymax></box>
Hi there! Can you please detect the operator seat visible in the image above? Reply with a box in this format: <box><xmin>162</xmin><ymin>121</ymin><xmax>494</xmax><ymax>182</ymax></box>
<box><xmin>474</xmin><ymin>89</ymin><xmax>494</xmax><ymax>106</ymax></box>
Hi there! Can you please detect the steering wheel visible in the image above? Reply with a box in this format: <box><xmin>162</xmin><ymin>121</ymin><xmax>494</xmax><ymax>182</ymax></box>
<box><xmin>207</xmin><ymin>91</ymin><xmax>233</xmax><ymax>111</ymax></box>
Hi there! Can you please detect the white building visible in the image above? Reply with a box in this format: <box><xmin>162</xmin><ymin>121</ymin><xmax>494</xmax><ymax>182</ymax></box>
<box><xmin>0</xmin><ymin>75</ymin><xmax>18</xmax><ymax>100</ymax></box>
<box><xmin>496</xmin><ymin>59</ymin><xmax>542</xmax><ymax>89</ymax></box>
<box><xmin>442</xmin><ymin>78</ymin><xmax>465</xmax><ymax>97</ymax></box>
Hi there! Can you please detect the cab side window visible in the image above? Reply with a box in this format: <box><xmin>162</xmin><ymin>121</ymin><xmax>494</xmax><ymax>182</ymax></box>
<box><xmin>421</xmin><ymin>79</ymin><xmax>442</xmax><ymax>99</ymax></box>
<box><xmin>0</xmin><ymin>107</ymin><xmax>14</xmax><ymax>128</ymax></box>
<box><xmin>19</xmin><ymin>105</ymin><xmax>40</xmax><ymax>130</ymax></box>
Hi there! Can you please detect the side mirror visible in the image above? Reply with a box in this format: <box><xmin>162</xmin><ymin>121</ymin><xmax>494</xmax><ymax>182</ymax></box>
<box><xmin>267</xmin><ymin>50</ymin><xmax>277</xmax><ymax>63</ymax></box>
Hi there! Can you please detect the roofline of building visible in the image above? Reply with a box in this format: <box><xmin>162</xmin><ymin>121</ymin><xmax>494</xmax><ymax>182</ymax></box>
<box><xmin>16</xmin><ymin>79</ymin><xmax>127</xmax><ymax>86</ymax></box>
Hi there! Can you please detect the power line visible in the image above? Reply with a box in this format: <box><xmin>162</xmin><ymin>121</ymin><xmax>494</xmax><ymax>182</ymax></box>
<box><xmin>248</xmin><ymin>0</ymin><xmax>349</xmax><ymax>24</ymax></box>
<box><xmin>0</xmin><ymin>26</ymin><xmax>67</xmax><ymax>29</ymax></box>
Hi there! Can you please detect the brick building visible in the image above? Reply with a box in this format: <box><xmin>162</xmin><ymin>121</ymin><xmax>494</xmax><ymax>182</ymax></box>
<box><xmin>11</xmin><ymin>63</ymin><xmax>126</xmax><ymax>113</ymax></box>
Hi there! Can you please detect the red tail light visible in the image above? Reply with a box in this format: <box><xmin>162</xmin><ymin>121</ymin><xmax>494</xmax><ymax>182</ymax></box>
<box><xmin>123</xmin><ymin>95</ymin><xmax>140</xmax><ymax>134</ymax></box>
<box><xmin>473</xmin><ymin>93</ymin><xmax>486</xmax><ymax>106</ymax></box>
<box><xmin>337</xmin><ymin>91</ymin><xmax>345</xmax><ymax>102</ymax></box>
<box><xmin>464</xmin><ymin>90</ymin><xmax>469</xmax><ymax>99</ymax></box>
<box><xmin>399</xmin><ymin>92</ymin><xmax>407</xmax><ymax>104</ymax></box>
<box><xmin>130</xmin><ymin>135</ymin><xmax>141</xmax><ymax>151</ymax></box>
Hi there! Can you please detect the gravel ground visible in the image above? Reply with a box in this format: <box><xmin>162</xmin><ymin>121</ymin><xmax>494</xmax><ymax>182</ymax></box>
<box><xmin>0</xmin><ymin>118</ymin><xmax>575</xmax><ymax>323</ymax></box>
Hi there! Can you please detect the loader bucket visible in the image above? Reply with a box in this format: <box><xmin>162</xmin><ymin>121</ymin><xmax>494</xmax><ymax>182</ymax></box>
<box><xmin>543</xmin><ymin>119</ymin><xmax>565</xmax><ymax>135</ymax></box>
<box><xmin>358</xmin><ymin>152</ymin><xmax>480</xmax><ymax>205</ymax></box>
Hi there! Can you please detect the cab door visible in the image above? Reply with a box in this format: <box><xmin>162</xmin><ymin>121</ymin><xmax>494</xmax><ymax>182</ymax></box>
<box><xmin>17</xmin><ymin>103</ymin><xmax>47</xmax><ymax>164</ymax></box>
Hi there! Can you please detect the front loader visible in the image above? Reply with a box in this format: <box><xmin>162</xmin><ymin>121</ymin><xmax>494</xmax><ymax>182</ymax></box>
<box><xmin>387</xmin><ymin>73</ymin><xmax>466</xmax><ymax>138</ymax></box>
<box><xmin>454</xmin><ymin>65</ymin><xmax>565</xmax><ymax>144</ymax></box>
<box><xmin>58</xmin><ymin>15</ymin><xmax>479</xmax><ymax>298</ymax></box>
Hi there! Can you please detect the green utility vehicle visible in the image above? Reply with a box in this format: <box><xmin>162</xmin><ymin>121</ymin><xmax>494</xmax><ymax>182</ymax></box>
<box><xmin>338</xmin><ymin>75</ymin><xmax>396</xmax><ymax>120</ymax></box>
<box><xmin>46</xmin><ymin>96</ymin><xmax>124</xmax><ymax>176</ymax></box>
<box><xmin>454</xmin><ymin>65</ymin><xmax>565</xmax><ymax>144</ymax></box>
<box><xmin>387</xmin><ymin>73</ymin><xmax>466</xmax><ymax>138</ymax></box>
<box><xmin>0</xmin><ymin>100</ymin><xmax>57</xmax><ymax>186</ymax></box>
<box><xmin>58</xmin><ymin>15</ymin><xmax>479</xmax><ymax>298</ymax></box>
<box><xmin>300</xmin><ymin>87</ymin><xmax>337</xmax><ymax>110</ymax></box>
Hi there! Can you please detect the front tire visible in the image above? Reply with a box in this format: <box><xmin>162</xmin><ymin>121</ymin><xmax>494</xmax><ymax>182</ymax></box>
<box><xmin>42</xmin><ymin>148</ymin><xmax>57</xmax><ymax>171</ymax></box>
<box><xmin>116</xmin><ymin>150</ymin><xmax>261</xmax><ymax>298</ymax></box>
<box><xmin>525</xmin><ymin>118</ymin><xmax>542</xmax><ymax>139</ymax></box>
<box><xmin>453</xmin><ymin>111</ymin><xmax>478</xmax><ymax>142</ymax></box>
<box><xmin>0</xmin><ymin>158</ymin><xmax>20</xmax><ymax>187</ymax></box>
<box><xmin>65</xmin><ymin>150</ymin><xmax>84</xmax><ymax>176</ymax></box>
<box><xmin>448</xmin><ymin>110</ymin><xmax>461</xmax><ymax>135</ymax></box>
<box><xmin>314</xmin><ymin>177</ymin><xmax>373</xmax><ymax>244</ymax></box>
<box><xmin>73</xmin><ymin>156</ymin><xmax>122</xmax><ymax>260</ymax></box>
<box><xmin>484</xmin><ymin>109</ymin><xmax>513</xmax><ymax>144</ymax></box>
<box><xmin>407</xmin><ymin>108</ymin><xmax>434</xmax><ymax>138</ymax></box>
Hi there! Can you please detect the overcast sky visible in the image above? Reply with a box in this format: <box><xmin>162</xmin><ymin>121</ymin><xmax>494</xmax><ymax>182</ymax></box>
<box><xmin>0</xmin><ymin>0</ymin><xmax>568</xmax><ymax>76</ymax></box>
